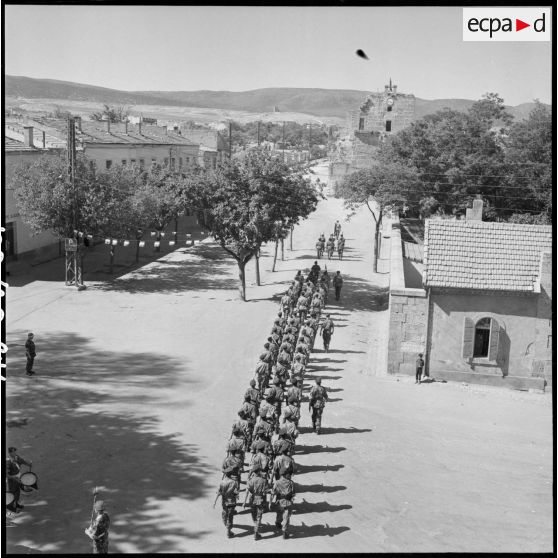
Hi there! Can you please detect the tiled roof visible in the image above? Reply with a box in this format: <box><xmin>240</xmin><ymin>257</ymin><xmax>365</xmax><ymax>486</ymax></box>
<box><xmin>4</xmin><ymin>136</ymin><xmax>40</xmax><ymax>152</ymax></box>
<box><xmin>423</xmin><ymin>219</ymin><xmax>552</xmax><ymax>292</ymax></box>
<box><xmin>22</xmin><ymin>118</ymin><xmax>199</xmax><ymax>147</ymax></box>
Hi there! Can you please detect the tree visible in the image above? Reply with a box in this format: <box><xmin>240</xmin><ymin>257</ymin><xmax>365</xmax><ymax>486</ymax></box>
<box><xmin>380</xmin><ymin>96</ymin><xmax>512</xmax><ymax>219</ymax></box>
<box><xmin>187</xmin><ymin>148</ymin><xmax>317</xmax><ymax>300</ymax></box>
<box><xmin>131</xmin><ymin>166</ymin><xmax>189</xmax><ymax>252</ymax></box>
<box><xmin>12</xmin><ymin>153</ymin><xmax>144</xmax><ymax>274</ymax></box>
<box><xmin>335</xmin><ymin>162</ymin><xmax>418</xmax><ymax>272</ymax></box>
<box><xmin>503</xmin><ymin>101</ymin><xmax>552</xmax><ymax>223</ymax></box>
<box><xmin>91</xmin><ymin>104</ymin><xmax>131</xmax><ymax>123</ymax></box>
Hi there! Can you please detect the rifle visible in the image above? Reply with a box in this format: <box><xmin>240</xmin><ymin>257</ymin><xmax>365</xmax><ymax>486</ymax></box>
<box><xmin>213</xmin><ymin>491</ymin><xmax>221</xmax><ymax>509</ymax></box>
<box><xmin>243</xmin><ymin>487</ymin><xmax>250</xmax><ymax>508</ymax></box>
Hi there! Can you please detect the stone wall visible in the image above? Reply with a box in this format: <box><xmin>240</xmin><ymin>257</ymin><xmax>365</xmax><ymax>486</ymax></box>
<box><xmin>533</xmin><ymin>251</ymin><xmax>553</xmax><ymax>387</ymax></box>
<box><xmin>387</xmin><ymin>214</ymin><xmax>428</xmax><ymax>375</ymax></box>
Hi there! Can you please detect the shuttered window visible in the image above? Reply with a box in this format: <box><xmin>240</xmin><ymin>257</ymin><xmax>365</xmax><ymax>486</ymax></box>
<box><xmin>462</xmin><ymin>317</ymin><xmax>475</xmax><ymax>358</ymax></box>
<box><xmin>463</xmin><ymin>317</ymin><xmax>500</xmax><ymax>360</ymax></box>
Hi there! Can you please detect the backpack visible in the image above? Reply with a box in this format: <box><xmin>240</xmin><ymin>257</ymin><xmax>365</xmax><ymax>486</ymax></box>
<box><xmin>275</xmin><ymin>477</ymin><xmax>294</xmax><ymax>499</ymax></box>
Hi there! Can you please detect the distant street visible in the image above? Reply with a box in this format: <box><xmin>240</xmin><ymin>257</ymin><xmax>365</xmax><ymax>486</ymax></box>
<box><xmin>5</xmin><ymin>162</ymin><xmax>553</xmax><ymax>553</ymax></box>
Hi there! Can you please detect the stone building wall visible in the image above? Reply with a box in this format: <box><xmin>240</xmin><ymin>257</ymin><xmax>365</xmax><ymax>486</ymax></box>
<box><xmin>387</xmin><ymin>214</ymin><xmax>428</xmax><ymax>376</ymax></box>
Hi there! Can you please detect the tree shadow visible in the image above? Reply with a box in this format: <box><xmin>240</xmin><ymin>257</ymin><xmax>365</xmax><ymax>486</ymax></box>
<box><xmin>317</xmin><ymin>427</ymin><xmax>373</xmax><ymax>435</ymax></box>
<box><xmin>5</xmin><ymin>330</ymin><xmax>213</xmax><ymax>553</ymax></box>
<box><xmin>92</xmin><ymin>242</ymin><xmax>238</xmax><ymax>294</ymax></box>
<box><xmin>327</xmin><ymin>275</ymin><xmax>389</xmax><ymax>312</ymax></box>
<box><xmin>296</xmin><ymin>484</ymin><xmax>347</xmax><ymax>494</ymax></box>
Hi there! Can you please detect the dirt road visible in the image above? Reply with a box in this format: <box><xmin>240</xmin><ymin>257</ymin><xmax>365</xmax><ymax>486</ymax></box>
<box><xmin>5</xmin><ymin>170</ymin><xmax>553</xmax><ymax>552</ymax></box>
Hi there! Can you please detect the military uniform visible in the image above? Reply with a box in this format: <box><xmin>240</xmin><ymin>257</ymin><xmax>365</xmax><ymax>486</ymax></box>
<box><xmin>273</xmin><ymin>476</ymin><xmax>295</xmax><ymax>538</ymax></box>
<box><xmin>272</xmin><ymin>452</ymin><xmax>295</xmax><ymax>481</ymax></box>
<box><xmin>219</xmin><ymin>475</ymin><xmax>239</xmax><ymax>537</ymax></box>
<box><xmin>25</xmin><ymin>335</ymin><xmax>36</xmax><ymax>375</ymax></box>
<box><xmin>247</xmin><ymin>471</ymin><xmax>268</xmax><ymax>539</ymax></box>
<box><xmin>309</xmin><ymin>383</ymin><xmax>329</xmax><ymax>434</ymax></box>
<box><xmin>88</xmin><ymin>501</ymin><xmax>110</xmax><ymax>554</ymax></box>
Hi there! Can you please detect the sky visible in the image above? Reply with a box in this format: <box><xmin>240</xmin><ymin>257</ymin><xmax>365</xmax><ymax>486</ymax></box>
<box><xmin>4</xmin><ymin>5</ymin><xmax>552</xmax><ymax>105</ymax></box>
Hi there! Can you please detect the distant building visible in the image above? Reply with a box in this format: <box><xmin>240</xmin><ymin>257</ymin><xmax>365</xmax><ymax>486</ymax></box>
<box><xmin>178</xmin><ymin>128</ymin><xmax>230</xmax><ymax>169</ymax></box>
<box><xmin>329</xmin><ymin>79</ymin><xmax>415</xmax><ymax>186</ymax></box>
<box><xmin>4</xmin><ymin>128</ymin><xmax>64</xmax><ymax>263</ymax></box>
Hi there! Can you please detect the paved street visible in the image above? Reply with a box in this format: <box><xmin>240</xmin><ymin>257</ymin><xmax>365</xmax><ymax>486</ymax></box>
<box><xmin>5</xmin><ymin>166</ymin><xmax>553</xmax><ymax>553</ymax></box>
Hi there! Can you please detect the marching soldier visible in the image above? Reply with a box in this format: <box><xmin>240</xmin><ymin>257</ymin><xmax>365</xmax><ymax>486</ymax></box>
<box><xmin>232</xmin><ymin>411</ymin><xmax>252</xmax><ymax>451</ymax></box>
<box><xmin>309</xmin><ymin>377</ymin><xmax>329</xmax><ymax>434</ymax></box>
<box><xmin>250</xmin><ymin>440</ymin><xmax>270</xmax><ymax>477</ymax></box>
<box><xmin>286</xmin><ymin>378</ymin><xmax>302</xmax><ymax>406</ymax></box>
<box><xmin>333</xmin><ymin>271</ymin><xmax>343</xmax><ymax>301</ymax></box>
<box><xmin>86</xmin><ymin>500</ymin><xmax>110</xmax><ymax>554</ymax></box>
<box><xmin>222</xmin><ymin>446</ymin><xmax>244</xmax><ymax>479</ymax></box>
<box><xmin>272</xmin><ymin>445</ymin><xmax>295</xmax><ymax>481</ymax></box>
<box><xmin>246</xmin><ymin>465</ymin><xmax>268</xmax><ymax>540</ymax></box>
<box><xmin>219</xmin><ymin>467</ymin><xmax>240</xmax><ymax>538</ymax></box>
<box><xmin>245</xmin><ymin>379</ymin><xmax>261</xmax><ymax>408</ymax></box>
<box><xmin>320</xmin><ymin>314</ymin><xmax>335</xmax><ymax>352</ymax></box>
<box><xmin>272</xmin><ymin>471</ymin><xmax>296</xmax><ymax>539</ymax></box>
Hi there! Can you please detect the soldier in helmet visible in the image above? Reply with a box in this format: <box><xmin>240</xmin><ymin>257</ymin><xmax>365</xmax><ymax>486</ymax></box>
<box><xmin>246</xmin><ymin>464</ymin><xmax>269</xmax><ymax>540</ymax></box>
<box><xmin>272</xmin><ymin>457</ymin><xmax>296</xmax><ymax>539</ymax></box>
<box><xmin>245</xmin><ymin>379</ymin><xmax>261</xmax><ymax>407</ymax></box>
<box><xmin>86</xmin><ymin>499</ymin><xmax>110</xmax><ymax>553</ymax></box>
<box><xmin>309</xmin><ymin>377</ymin><xmax>329</xmax><ymax>434</ymax></box>
<box><xmin>219</xmin><ymin>467</ymin><xmax>240</xmax><ymax>538</ymax></box>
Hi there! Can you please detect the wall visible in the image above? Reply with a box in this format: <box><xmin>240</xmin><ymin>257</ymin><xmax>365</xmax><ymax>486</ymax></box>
<box><xmin>428</xmin><ymin>290</ymin><xmax>540</xmax><ymax>380</ymax></box>
<box><xmin>4</xmin><ymin>149</ymin><xmax>63</xmax><ymax>262</ymax></box>
<box><xmin>532</xmin><ymin>252</ymin><xmax>553</xmax><ymax>387</ymax></box>
<box><xmin>84</xmin><ymin>143</ymin><xmax>199</xmax><ymax>170</ymax></box>
<box><xmin>387</xmin><ymin>213</ymin><xmax>428</xmax><ymax>375</ymax></box>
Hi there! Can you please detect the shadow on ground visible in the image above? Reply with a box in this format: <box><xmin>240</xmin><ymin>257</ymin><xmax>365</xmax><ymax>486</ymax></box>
<box><xmin>5</xmin><ymin>330</ymin><xmax>212</xmax><ymax>553</ymax></box>
<box><xmin>91</xmin><ymin>242</ymin><xmax>237</xmax><ymax>294</ymax></box>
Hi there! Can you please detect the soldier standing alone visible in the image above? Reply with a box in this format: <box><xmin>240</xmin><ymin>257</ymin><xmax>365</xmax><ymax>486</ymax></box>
<box><xmin>25</xmin><ymin>333</ymin><xmax>36</xmax><ymax>376</ymax></box>
<box><xmin>86</xmin><ymin>500</ymin><xmax>110</xmax><ymax>554</ymax></box>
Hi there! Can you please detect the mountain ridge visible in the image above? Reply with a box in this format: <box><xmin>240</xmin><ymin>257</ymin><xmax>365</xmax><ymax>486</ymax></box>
<box><xmin>5</xmin><ymin>75</ymin><xmax>548</xmax><ymax>121</ymax></box>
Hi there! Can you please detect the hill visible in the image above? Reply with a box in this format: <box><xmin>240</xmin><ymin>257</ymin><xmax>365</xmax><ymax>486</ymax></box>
<box><xmin>5</xmin><ymin>75</ymin><xmax>549</xmax><ymax>122</ymax></box>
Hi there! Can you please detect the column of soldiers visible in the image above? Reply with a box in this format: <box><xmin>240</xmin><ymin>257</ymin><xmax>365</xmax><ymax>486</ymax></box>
<box><xmin>216</xmin><ymin>265</ymin><xmax>332</xmax><ymax>540</ymax></box>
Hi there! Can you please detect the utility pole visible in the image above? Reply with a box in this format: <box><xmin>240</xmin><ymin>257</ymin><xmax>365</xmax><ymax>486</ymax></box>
<box><xmin>229</xmin><ymin>121</ymin><xmax>232</xmax><ymax>158</ymax></box>
<box><xmin>257</xmin><ymin>121</ymin><xmax>261</xmax><ymax>146</ymax></box>
<box><xmin>65</xmin><ymin>116</ymin><xmax>85</xmax><ymax>290</ymax></box>
<box><xmin>282</xmin><ymin>121</ymin><xmax>285</xmax><ymax>162</ymax></box>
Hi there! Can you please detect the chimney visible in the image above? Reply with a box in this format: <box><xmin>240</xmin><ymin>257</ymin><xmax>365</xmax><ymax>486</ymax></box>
<box><xmin>75</xmin><ymin>116</ymin><xmax>82</xmax><ymax>131</ymax></box>
<box><xmin>138</xmin><ymin>117</ymin><xmax>142</xmax><ymax>135</ymax></box>
<box><xmin>466</xmin><ymin>198</ymin><xmax>483</xmax><ymax>221</ymax></box>
<box><xmin>125</xmin><ymin>119</ymin><xmax>128</xmax><ymax>134</ymax></box>
<box><xmin>107</xmin><ymin>119</ymin><xmax>111</xmax><ymax>134</ymax></box>
<box><xmin>23</xmin><ymin>126</ymin><xmax>34</xmax><ymax>148</ymax></box>
<box><xmin>392</xmin><ymin>85</ymin><xmax>398</xmax><ymax>94</ymax></box>
<box><xmin>42</xmin><ymin>131</ymin><xmax>46</xmax><ymax>148</ymax></box>
<box><xmin>173</xmin><ymin>125</ymin><xmax>179</xmax><ymax>133</ymax></box>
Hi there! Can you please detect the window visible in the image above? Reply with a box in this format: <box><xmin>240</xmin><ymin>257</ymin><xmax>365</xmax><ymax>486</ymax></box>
<box><xmin>462</xmin><ymin>317</ymin><xmax>500</xmax><ymax>360</ymax></box>
<box><xmin>130</xmin><ymin>159</ymin><xmax>136</xmax><ymax>165</ymax></box>
<box><xmin>121</xmin><ymin>160</ymin><xmax>127</xmax><ymax>166</ymax></box>
<box><xmin>164</xmin><ymin>157</ymin><xmax>169</xmax><ymax>166</ymax></box>
<box><xmin>385</xmin><ymin>120</ymin><xmax>392</xmax><ymax>132</ymax></box>
<box><xmin>106</xmin><ymin>160</ymin><xmax>112</xmax><ymax>169</ymax></box>
<box><xmin>387</xmin><ymin>105</ymin><xmax>393</xmax><ymax>112</ymax></box>
<box><xmin>170</xmin><ymin>157</ymin><xmax>175</xmax><ymax>170</ymax></box>
<box><xmin>358</xmin><ymin>117</ymin><xmax>365</xmax><ymax>131</ymax></box>
<box><xmin>139</xmin><ymin>159</ymin><xmax>145</xmax><ymax>169</ymax></box>
<box><xmin>473</xmin><ymin>318</ymin><xmax>491</xmax><ymax>357</ymax></box>
<box><xmin>179</xmin><ymin>157</ymin><xmax>183</xmax><ymax>169</ymax></box>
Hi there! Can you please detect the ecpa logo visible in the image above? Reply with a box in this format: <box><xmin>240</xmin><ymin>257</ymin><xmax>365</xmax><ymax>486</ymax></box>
<box><xmin>463</xmin><ymin>8</ymin><xmax>551</xmax><ymax>41</ymax></box>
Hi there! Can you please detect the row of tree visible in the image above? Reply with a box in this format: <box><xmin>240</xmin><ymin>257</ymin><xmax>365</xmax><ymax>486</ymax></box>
<box><xmin>12</xmin><ymin>148</ymin><xmax>318</xmax><ymax>300</ymax></box>
<box><xmin>336</xmin><ymin>94</ymin><xmax>552</xmax><ymax>271</ymax></box>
